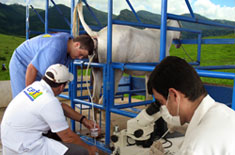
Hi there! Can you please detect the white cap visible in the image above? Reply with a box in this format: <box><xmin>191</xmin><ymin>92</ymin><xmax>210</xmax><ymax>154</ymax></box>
<box><xmin>45</xmin><ymin>64</ymin><xmax>74</xmax><ymax>83</ymax></box>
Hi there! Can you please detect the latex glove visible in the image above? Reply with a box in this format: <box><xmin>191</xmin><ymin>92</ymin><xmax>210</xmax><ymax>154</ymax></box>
<box><xmin>149</xmin><ymin>140</ymin><xmax>165</xmax><ymax>155</ymax></box>
<box><xmin>167</xmin><ymin>123</ymin><xmax>188</xmax><ymax>134</ymax></box>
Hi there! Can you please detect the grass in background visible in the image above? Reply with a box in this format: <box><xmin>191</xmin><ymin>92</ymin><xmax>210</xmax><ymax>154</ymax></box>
<box><xmin>0</xmin><ymin>33</ymin><xmax>234</xmax><ymax>87</ymax></box>
<box><xmin>0</xmin><ymin>34</ymin><xmax>25</xmax><ymax>80</ymax></box>
<box><xmin>170</xmin><ymin>33</ymin><xmax>235</xmax><ymax>86</ymax></box>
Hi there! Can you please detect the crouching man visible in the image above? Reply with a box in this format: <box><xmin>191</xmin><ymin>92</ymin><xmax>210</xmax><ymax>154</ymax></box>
<box><xmin>1</xmin><ymin>64</ymin><xmax>99</xmax><ymax>155</ymax></box>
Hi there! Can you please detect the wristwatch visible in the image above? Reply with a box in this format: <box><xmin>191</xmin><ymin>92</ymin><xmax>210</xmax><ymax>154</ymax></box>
<box><xmin>79</xmin><ymin>115</ymin><xmax>86</xmax><ymax>123</ymax></box>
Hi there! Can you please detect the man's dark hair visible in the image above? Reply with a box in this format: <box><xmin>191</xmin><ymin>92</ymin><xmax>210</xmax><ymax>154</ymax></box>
<box><xmin>42</xmin><ymin>72</ymin><xmax>67</xmax><ymax>88</ymax></box>
<box><xmin>147</xmin><ymin>56</ymin><xmax>207</xmax><ymax>101</ymax></box>
<box><xmin>73</xmin><ymin>34</ymin><xmax>94</xmax><ymax>55</ymax></box>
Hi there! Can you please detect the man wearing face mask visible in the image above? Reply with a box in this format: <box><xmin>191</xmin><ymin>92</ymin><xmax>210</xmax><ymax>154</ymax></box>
<box><xmin>147</xmin><ymin>56</ymin><xmax>235</xmax><ymax>155</ymax></box>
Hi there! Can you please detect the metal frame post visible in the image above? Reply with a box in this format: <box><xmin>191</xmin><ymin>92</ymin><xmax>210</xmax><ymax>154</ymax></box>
<box><xmin>71</xmin><ymin>0</ymin><xmax>75</xmax><ymax>35</ymax></box>
<box><xmin>232</xmin><ymin>80</ymin><xmax>235</xmax><ymax>110</ymax></box>
<box><xmin>45</xmin><ymin>0</ymin><xmax>49</xmax><ymax>33</ymax></box>
<box><xmin>26</xmin><ymin>2</ymin><xmax>30</xmax><ymax>39</ymax></box>
<box><xmin>159</xmin><ymin>0</ymin><xmax>168</xmax><ymax>60</ymax></box>
<box><xmin>104</xmin><ymin>0</ymin><xmax>114</xmax><ymax>146</ymax></box>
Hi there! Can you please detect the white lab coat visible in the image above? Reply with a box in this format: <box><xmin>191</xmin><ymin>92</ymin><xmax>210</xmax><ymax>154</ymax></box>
<box><xmin>177</xmin><ymin>95</ymin><xmax>235</xmax><ymax>155</ymax></box>
<box><xmin>1</xmin><ymin>80</ymin><xmax>69</xmax><ymax>155</ymax></box>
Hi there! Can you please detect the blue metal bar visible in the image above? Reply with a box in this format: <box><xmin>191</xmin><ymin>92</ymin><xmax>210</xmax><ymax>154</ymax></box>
<box><xmin>73</xmin><ymin>99</ymin><xmax>104</xmax><ymax>109</ymax></box>
<box><xmin>83</xmin><ymin>0</ymin><xmax>102</xmax><ymax>27</ymax></box>
<box><xmin>30</xmin><ymin>5</ymin><xmax>45</xmax><ymax>24</ymax></box>
<box><xmin>168</xmin><ymin>13</ymin><xmax>235</xmax><ymax>29</ymax></box>
<box><xmin>70</xmin><ymin>0</ymin><xmax>75</xmax><ymax>132</ymax></box>
<box><xmin>105</xmin><ymin>0</ymin><xmax>113</xmax><ymax>146</ymax></box>
<box><xmin>83</xmin><ymin>62</ymin><xmax>105</xmax><ymax>68</ymax></box>
<box><xmin>58</xmin><ymin>94</ymin><xmax>70</xmax><ymax>99</ymax></box>
<box><xmin>71</xmin><ymin>0</ymin><xmax>75</xmax><ymax>35</ymax></box>
<box><xmin>173</xmin><ymin>38</ymin><xmax>235</xmax><ymax>45</ymax></box>
<box><xmin>50</xmin><ymin>0</ymin><xmax>70</xmax><ymax>27</ymax></box>
<box><xmin>109</xmin><ymin>62</ymin><xmax>235</xmax><ymax>79</ymax></box>
<box><xmin>112</xmin><ymin>63</ymin><xmax>155</xmax><ymax>72</ymax></box>
<box><xmin>194</xmin><ymin>65</ymin><xmax>235</xmax><ymax>70</ymax></box>
<box><xmin>159</xmin><ymin>0</ymin><xmax>168</xmax><ymax>60</ymax></box>
<box><xmin>197</xmin><ymin>33</ymin><xmax>202</xmax><ymax>64</ymax></box>
<box><xmin>80</xmin><ymin>66</ymin><xmax>84</xmax><ymax>99</ymax></box>
<box><xmin>76</xmin><ymin>96</ymin><xmax>90</xmax><ymax>100</ymax></box>
<box><xmin>26</xmin><ymin>2</ymin><xmax>29</xmax><ymax>39</ymax></box>
<box><xmin>126</xmin><ymin>0</ymin><xmax>142</xmax><ymax>23</ymax></box>
<box><xmin>45</xmin><ymin>0</ymin><xmax>49</xmax><ymax>33</ymax></box>
<box><xmin>77</xmin><ymin>80</ymin><xmax>91</xmax><ymax>84</ymax></box>
<box><xmin>232</xmin><ymin>81</ymin><xmax>235</xmax><ymax>110</ymax></box>
<box><xmin>185</xmin><ymin>0</ymin><xmax>195</xmax><ymax>19</ymax></box>
<box><xmin>129</xmin><ymin>76</ymin><xmax>132</xmax><ymax>103</ymax></box>
<box><xmin>196</xmin><ymin>69</ymin><xmax>235</xmax><ymax>79</ymax></box>
<box><xmin>80</xmin><ymin>135</ymin><xmax>112</xmax><ymax>154</ymax></box>
<box><xmin>167</xmin><ymin>26</ymin><xmax>201</xmax><ymax>34</ymax></box>
<box><xmin>79</xmin><ymin>64</ymin><xmax>84</xmax><ymax>131</ymax></box>
<box><xmin>111</xmin><ymin>108</ymin><xmax>137</xmax><ymax>118</ymax></box>
<box><xmin>115</xmin><ymin>89</ymin><xmax>146</xmax><ymax>95</ymax></box>
<box><xmin>70</xmin><ymin>61</ymin><xmax>77</xmax><ymax>131</ymax></box>
<box><xmin>114</xmin><ymin>100</ymin><xmax>153</xmax><ymax>109</ymax></box>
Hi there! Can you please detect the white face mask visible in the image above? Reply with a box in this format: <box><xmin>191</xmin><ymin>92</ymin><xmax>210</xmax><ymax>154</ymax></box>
<box><xmin>160</xmin><ymin>95</ymin><xmax>181</xmax><ymax>126</ymax></box>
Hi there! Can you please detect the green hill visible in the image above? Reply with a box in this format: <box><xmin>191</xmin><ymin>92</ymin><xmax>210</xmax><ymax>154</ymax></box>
<box><xmin>0</xmin><ymin>2</ymin><xmax>235</xmax><ymax>39</ymax></box>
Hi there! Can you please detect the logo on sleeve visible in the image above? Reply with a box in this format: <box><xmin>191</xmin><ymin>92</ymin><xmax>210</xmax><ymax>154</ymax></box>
<box><xmin>43</xmin><ymin>34</ymin><xmax>51</xmax><ymax>38</ymax></box>
<box><xmin>24</xmin><ymin>87</ymin><xmax>43</xmax><ymax>101</ymax></box>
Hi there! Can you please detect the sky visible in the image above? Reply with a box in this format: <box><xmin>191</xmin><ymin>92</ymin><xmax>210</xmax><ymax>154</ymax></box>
<box><xmin>1</xmin><ymin>0</ymin><xmax>235</xmax><ymax>21</ymax></box>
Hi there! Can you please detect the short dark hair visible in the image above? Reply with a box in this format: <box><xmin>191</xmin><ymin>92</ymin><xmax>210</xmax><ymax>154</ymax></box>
<box><xmin>73</xmin><ymin>34</ymin><xmax>94</xmax><ymax>55</ymax></box>
<box><xmin>147</xmin><ymin>56</ymin><xmax>207</xmax><ymax>101</ymax></box>
<box><xmin>42</xmin><ymin>72</ymin><xmax>67</xmax><ymax>88</ymax></box>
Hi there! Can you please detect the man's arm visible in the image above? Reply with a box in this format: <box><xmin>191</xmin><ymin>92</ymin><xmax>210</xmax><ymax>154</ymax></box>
<box><xmin>61</xmin><ymin>103</ymin><xmax>100</xmax><ymax>131</ymax></box>
<box><xmin>25</xmin><ymin>63</ymin><xmax>38</xmax><ymax>86</ymax></box>
<box><xmin>57</xmin><ymin>128</ymin><xmax>97</xmax><ymax>155</ymax></box>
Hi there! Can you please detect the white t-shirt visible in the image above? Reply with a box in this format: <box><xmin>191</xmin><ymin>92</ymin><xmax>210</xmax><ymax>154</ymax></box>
<box><xmin>177</xmin><ymin>95</ymin><xmax>235</xmax><ymax>155</ymax></box>
<box><xmin>1</xmin><ymin>80</ymin><xmax>69</xmax><ymax>155</ymax></box>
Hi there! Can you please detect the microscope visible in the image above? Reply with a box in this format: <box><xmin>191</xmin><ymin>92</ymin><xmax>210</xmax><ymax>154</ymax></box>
<box><xmin>111</xmin><ymin>101</ymin><xmax>167</xmax><ymax>155</ymax></box>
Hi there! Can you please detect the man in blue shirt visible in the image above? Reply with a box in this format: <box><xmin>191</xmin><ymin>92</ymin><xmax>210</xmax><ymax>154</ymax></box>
<box><xmin>9</xmin><ymin>32</ymin><xmax>94</xmax><ymax>98</ymax></box>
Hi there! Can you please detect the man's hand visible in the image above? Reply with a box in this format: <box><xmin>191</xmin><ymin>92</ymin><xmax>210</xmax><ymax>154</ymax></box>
<box><xmin>83</xmin><ymin>118</ymin><xmax>101</xmax><ymax>133</ymax></box>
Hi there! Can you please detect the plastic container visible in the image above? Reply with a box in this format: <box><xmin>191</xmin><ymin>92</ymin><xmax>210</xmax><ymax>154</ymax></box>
<box><xmin>91</xmin><ymin>128</ymin><xmax>99</xmax><ymax>138</ymax></box>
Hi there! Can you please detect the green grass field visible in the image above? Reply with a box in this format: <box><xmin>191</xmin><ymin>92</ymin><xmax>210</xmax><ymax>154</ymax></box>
<box><xmin>0</xmin><ymin>34</ymin><xmax>25</xmax><ymax>80</ymax></box>
<box><xmin>0</xmin><ymin>33</ymin><xmax>234</xmax><ymax>87</ymax></box>
<box><xmin>170</xmin><ymin>33</ymin><xmax>235</xmax><ymax>86</ymax></box>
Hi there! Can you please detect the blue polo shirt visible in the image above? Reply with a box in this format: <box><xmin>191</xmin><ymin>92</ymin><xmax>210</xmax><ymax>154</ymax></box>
<box><xmin>9</xmin><ymin>32</ymin><xmax>72</xmax><ymax>97</ymax></box>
